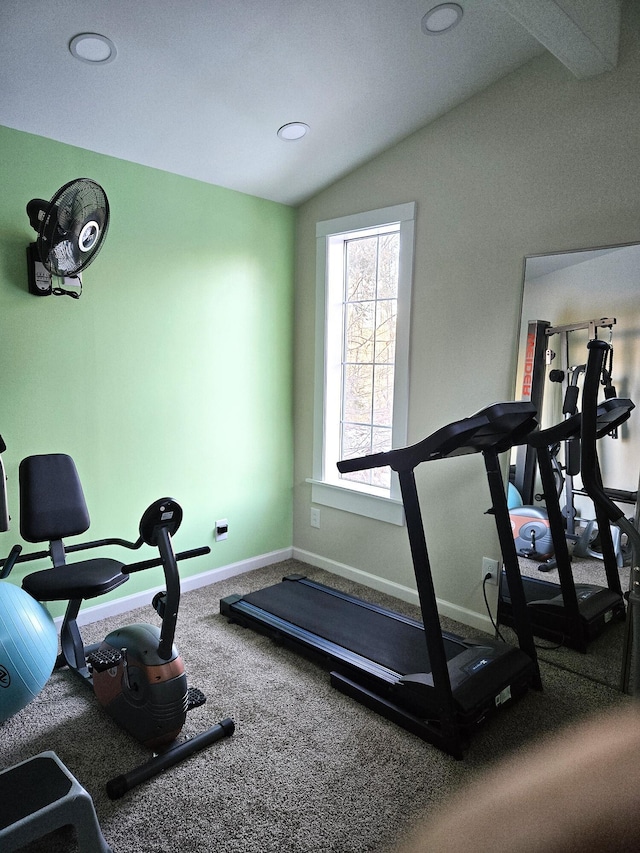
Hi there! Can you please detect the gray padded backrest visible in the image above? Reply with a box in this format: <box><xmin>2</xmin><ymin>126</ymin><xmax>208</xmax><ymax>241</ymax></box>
<box><xmin>19</xmin><ymin>454</ymin><xmax>91</xmax><ymax>543</ymax></box>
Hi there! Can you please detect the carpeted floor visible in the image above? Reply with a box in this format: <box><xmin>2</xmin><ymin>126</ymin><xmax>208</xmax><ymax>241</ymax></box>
<box><xmin>1</xmin><ymin>559</ymin><xmax>631</xmax><ymax>853</ymax></box>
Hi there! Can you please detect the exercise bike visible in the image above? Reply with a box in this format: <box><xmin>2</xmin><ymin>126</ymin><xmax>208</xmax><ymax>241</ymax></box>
<box><xmin>0</xmin><ymin>453</ymin><xmax>234</xmax><ymax>798</ymax></box>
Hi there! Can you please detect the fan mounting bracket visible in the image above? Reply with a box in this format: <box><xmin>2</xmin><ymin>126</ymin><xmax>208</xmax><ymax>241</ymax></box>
<box><xmin>26</xmin><ymin>244</ymin><xmax>82</xmax><ymax>297</ymax></box>
<box><xmin>26</xmin><ymin>243</ymin><xmax>52</xmax><ymax>296</ymax></box>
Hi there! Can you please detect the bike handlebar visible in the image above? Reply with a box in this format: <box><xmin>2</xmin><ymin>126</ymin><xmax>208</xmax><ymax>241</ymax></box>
<box><xmin>123</xmin><ymin>546</ymin><xmax>210</xmax><ymax>574</ymax></box>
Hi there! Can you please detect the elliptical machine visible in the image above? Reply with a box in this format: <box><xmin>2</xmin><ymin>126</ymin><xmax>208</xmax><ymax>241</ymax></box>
<box><xmin>1</xmin><ymin>453</ymin><xmax>234</xmax><ymax>798</ymax></box>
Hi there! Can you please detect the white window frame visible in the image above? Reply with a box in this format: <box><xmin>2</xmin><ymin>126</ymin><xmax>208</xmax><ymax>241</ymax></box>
<box><xmin>308</xmin><ymin>202</ymin><xmax>416</xmax><ymax>525</ymax></box>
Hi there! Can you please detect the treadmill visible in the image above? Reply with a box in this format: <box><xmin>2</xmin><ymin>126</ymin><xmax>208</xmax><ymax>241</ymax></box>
<box><xmin>221</xmin><ymin>401</ymin><xmax>542</xmax><ymax>758</ymax></box>
<box><xmin>498</xmin><ymin>396</ymin><xmax>633</xmax><ymax>651</ymax></box>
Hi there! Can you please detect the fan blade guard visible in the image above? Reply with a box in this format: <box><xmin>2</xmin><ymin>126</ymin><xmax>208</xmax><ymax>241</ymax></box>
<box><xmin>30</xmin><ymin>178</ymin><xmax>110</xmax><ymax>278</ymax></box>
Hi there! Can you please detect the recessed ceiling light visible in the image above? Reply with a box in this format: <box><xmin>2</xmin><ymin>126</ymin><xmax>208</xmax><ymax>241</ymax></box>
<box><xmin>69</xmin><ymin>33</ymin><xmax>117</xmax><ymax>64</ymax></box>
<box><xmin>277</xmin><ymin>122</ymin><xmax>310</xmax><ymax>141</ymax></box>
<box><xmin>421</xmin><ymin>3</ymin><xmax>463</xmax><ymax>35</ymax></box>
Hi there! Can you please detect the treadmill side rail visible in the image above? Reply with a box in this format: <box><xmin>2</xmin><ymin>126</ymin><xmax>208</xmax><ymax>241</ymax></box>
<box><xmin>330</xmin><ymin>671</ymin><xmax>467</xmax><ymax>760</ymax></box>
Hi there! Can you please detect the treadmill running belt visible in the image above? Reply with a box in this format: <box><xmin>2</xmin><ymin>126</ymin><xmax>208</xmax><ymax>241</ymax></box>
<box><xmin>244</xmin><ymin>581</ymin><xmax>464</xmax><ymax>676</ymax></box>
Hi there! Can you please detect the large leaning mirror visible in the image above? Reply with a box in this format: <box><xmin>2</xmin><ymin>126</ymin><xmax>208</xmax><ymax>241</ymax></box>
<box><xmin>509</xmin><ymin>241</ymin><xmax>640</xmax><ymax>690</ymax></box>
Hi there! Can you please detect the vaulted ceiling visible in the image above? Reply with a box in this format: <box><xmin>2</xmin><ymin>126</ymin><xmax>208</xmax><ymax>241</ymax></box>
<box><xmin>1</xmin><ymin>1</ymin><xmax>622</xmax><ymax>205</ymax></box>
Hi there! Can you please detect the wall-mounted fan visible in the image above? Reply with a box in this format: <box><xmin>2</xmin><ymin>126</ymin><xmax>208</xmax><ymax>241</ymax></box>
<box><xmin>26</xmin><ymin>178</ymin><xmax>110</xmax><ymax>298</ymax></box>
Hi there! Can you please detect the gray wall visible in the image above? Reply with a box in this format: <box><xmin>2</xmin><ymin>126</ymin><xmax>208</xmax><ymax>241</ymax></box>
<box><xmin>292</xmin><ymin>2</ymin><xmax>640</xmax><ymax>629</ymax></box>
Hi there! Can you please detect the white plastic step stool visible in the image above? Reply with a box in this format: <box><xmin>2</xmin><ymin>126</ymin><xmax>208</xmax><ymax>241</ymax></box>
<box><xmin>0</xmin><ymin>751</ymin><xmax>112</xmax><ymax>852</ymax></box>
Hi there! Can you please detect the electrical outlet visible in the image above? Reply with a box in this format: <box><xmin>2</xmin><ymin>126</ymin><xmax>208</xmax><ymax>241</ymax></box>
<box><xmin>215</xmin><ymin>518</ymin><xmax>228</xmax><ymax>541</ymax></box>
<box><xmin>482</xmin><ymin>557</ymin><xmax>499</xmax><ymax>585</ymax></box>
<box><xmin>310</xmin><ymin>507</ymin><xmax>320</xmax><ymax>529</ymax></box>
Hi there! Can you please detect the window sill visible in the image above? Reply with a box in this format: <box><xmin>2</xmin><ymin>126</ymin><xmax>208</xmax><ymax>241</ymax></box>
<box><xmin>307</xmin><ymin>479</ymin><xmax>405</xmax><ymax>526</ymax></box>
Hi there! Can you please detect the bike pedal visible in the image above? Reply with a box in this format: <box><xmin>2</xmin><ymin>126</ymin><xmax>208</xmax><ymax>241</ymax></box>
<box><xmin>186</xmin><ymin>686</ymin><xmax>207</xmax><ymax>710</ymax></box>
<box><xmin>87</xmin><ymin>647</ymin><xmax>122</xmax><ymax>672</ymax></box>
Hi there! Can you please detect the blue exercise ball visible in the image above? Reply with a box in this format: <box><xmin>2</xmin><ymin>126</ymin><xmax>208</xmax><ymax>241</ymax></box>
<box><xmin>0</xmin><ymin>580</ymin><xmax>58</xmax><ymax>723</ymax></box>
<box><xmin>507</xmin><ymin>482</ymin><xmax>523</xmax><ymax>509</ymax></box>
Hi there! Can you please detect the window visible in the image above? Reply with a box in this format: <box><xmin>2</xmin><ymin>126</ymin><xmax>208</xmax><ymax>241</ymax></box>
<box><xmin>309</xmin><ymin>203</ymin><xmax>416</xmax><ymax>524</ymax></box>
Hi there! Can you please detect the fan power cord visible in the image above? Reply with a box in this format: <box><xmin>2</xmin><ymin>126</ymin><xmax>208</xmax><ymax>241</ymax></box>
<box><xmin>52</xmin><ymin>275</ymin><xmax>82</xmax><ymax>299</ymax></box>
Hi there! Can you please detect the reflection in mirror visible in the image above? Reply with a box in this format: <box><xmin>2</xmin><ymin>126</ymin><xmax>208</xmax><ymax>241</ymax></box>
<box><xmin>507</xmin><ymin>242</ymin><xmax>640</xmax><ymax>690</ymax></box>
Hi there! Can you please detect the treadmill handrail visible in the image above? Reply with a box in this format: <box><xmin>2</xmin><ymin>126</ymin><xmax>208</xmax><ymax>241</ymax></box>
<box><xmin>337</xmin><ymin>401</ymin><xmax>538</xmax><ymax>475</ymax></box>
<box><xmin>528</xmin><ymin>397</ymin><xmax>634</xmax><ymax>448</ymax></box>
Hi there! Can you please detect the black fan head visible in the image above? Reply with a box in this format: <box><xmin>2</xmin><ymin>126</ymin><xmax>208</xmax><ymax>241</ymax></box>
<box><xmin>27</xmin><ymin>178</ymin><xmax>109</xmax><ymax>277</ymax></box>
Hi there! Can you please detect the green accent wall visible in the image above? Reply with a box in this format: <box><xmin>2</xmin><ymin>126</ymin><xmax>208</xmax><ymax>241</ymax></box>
<box><xmin>0</xmin><ymin>125</ymin><xmax>295</xmax><ymax>615</ymax></box>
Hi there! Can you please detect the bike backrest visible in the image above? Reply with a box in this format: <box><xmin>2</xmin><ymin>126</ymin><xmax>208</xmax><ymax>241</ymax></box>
<box><xmin>19</xmin><ymin>454</ymin><xmax>91</xmax><ymax>543</ymax></box>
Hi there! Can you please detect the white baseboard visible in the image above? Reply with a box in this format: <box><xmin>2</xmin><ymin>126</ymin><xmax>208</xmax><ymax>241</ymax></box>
<box><xmin>60</xmin><ymin>547</ymin><xmax>293</xmax><ymax>629</ymax></box>
<box><xmin>292</xmin><ymin>547</ymin><xmax>493</xmax><ymax>634</ymax></box>
<box><xmin>293</xmin><ymin>547</ymin><xmax>421</xmax><ymax>605</ymax></box>
<box><xmin>57</xmin><ymin>543</ymin><xmax>492</xmax><ymax>635</ymax></box>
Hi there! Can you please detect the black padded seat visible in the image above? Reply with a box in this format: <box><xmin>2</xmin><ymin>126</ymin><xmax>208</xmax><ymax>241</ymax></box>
<box><xmin>17</xmin><ymin>453</ymin><xmax>129</xmax><ymax>604</ymax></box>
<box><xmin>22</xmin><ymin>558</ymin><xmax>127</xmax><ymax>602</ymax></box>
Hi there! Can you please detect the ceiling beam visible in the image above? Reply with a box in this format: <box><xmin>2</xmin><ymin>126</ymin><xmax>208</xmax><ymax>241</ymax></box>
<box><xmin>496</xmin><ymin>0</ymin><xmax>622</xmax><ymax>78</ymax></box>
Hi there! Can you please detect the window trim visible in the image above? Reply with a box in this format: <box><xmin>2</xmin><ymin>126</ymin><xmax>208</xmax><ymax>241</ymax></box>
<box><xmin>308</xmin><ymin>202</ymin><xmax>416</xmax><ymax>525</ymax></box>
